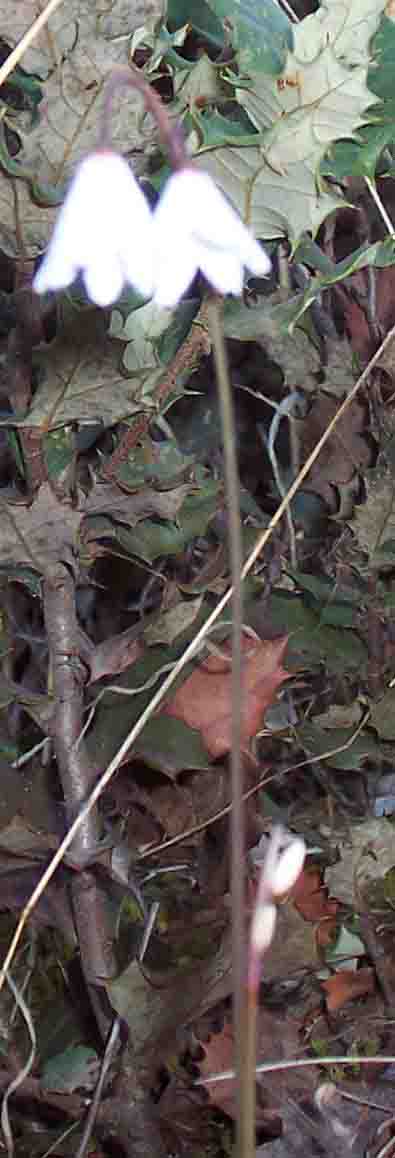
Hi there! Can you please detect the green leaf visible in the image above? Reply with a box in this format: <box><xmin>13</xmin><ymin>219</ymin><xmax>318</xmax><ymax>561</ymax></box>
<box><xmin>326</xmin><ymin>924</ymin><xmax>365</xmax><ymax>966</ymax></box>
<box><xmin>41</xmin><ymin>1045</ymin><xmax>99</xmax><ymax>1094</ymax></box>
<box><xmin>191</xmin><ymin>108</ymin><xmax>259</xmax><ymax>151</ymax></box>
<box><xmin>43</xmin><ymin>428</ymin><xmax>74</xmax><ymax>483</ymax></box>
<box><xmin>87</xmin><ymin>642</ymin><xmax>210</xmax><ymax>775</ymax></box>
<box><xmin>322</xmin><ymin>120</ymin><xmax>395</xmax><ymax>181</ymax></box>
<box><xmin>267</xmin><ymin>591</ymin><xmax>367</xmax><ymax>672</ymax></box>
<box><xmin>115</xmin><ymin>440</ymin><xmax>195</xmax><ymax>490</ymax></box>
<box><xmin>111</xmin><ymin>298</ymin><xmax>199</xmax><ymax>373</ymax></box>
<box><xmin>195</xmin><ymin>144</ymin><xmax>344</xmax><ymax>245</ymax></box>
<box><xmin>133</xmin><ymin>715</ymin><xmax>211</xmax><ymax>776</ymax></box>
<box><xmin>368</xmin><ymin>15</ymin><xmax>395</xmax><ymax>102</ymax></box>
<box><xmin>297</xmin><ymin>721</ymin><xmax>381</xmax><ymax>771</ymax></box>
<box><xmin>370</xmin><ymin>687</ymin><xmax>395</xmax><ymax>740</ymax></box>
<box><xmin>206</xmin><ymin>0</ymin><xmax>292</xmax><ymax>74</ymax></box>
<box><xmin>144</xmin><ymin>596</ymin><xmax>203</xmax><ymax>645</ymax></box>
<box><xmin>283</xmin><ymin>238</ymin><xmax>395</xmax><ymax>330</ymax></box>
<box><xmin>89</xmin><ymin>482</ymin><xmax>220</xmax><ymax>564</ymax></box>
<box><xmin>168</xmin><ymin>0</ymin><xmax>225</xmax><ymax>46</ymax></box>
<box><xmin>286</xmin><ymin>569</ymin><xmax>361</xmax><ymax>607</ymax></box>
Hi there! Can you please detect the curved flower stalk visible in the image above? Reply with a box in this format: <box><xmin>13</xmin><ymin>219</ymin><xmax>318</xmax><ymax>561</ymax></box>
<box><xmin>150</xmin><ymin>168</ymin><xmax>271</xmax><ymax>307</ymax></box>
<box><xmin>33</xmin><ymin>151</ymin><xmax>155</xmax><ymax>307</ymax></box>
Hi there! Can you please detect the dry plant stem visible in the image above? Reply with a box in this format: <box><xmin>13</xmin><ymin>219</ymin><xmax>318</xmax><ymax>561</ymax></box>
<box><xmin>0</xmin><ymin>323</ymin><xmax>394</xmax><ymax>996</ymax></box>
<box><xmin>75</xmin><ymin>1018</ymin><xmax>121</xmax><ymax>1158</ymax></box>
<box><xmin>0</xmin><ymin>0</ymin><xmax>64</xmax><ymax>89</ymax></box>
<box><xmin>365</xmin><ymin>177</ymin><xmax>395</xmax><ymax>236</ymax></box>
<box><xmin>198</xmin><ymin>1054</ymin><xmax>395</xmax><ymax>1084</ymax></box>
<box><xmin>43</xmin><ymin>563</ymin><xmax>116</xmax><ymax>995</ymax></box>
<box><xmin>102</xmin><ymin>304</ymin><xmax>210</xmax><ymax>483</ymax></box>
<box><xmin>206</xmin><ymin>296</ymin><xmax>245</xmax><ymax>1151</ymax></box>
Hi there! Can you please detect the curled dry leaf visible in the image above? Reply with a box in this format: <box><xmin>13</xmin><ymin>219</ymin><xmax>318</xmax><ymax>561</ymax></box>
<box><xmin>164</xmin><ymin>634</ymin><xmax>289</xmax><ymax>759</ymax></box>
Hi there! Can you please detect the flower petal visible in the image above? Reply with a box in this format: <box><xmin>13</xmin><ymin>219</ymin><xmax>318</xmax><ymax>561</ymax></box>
<box><xmin>33</xmin><ymin>150</ymin><xmax>155</xmax><ymax>304</ymax></box>
<box><xmin>152</xmin><ymin>242</ymin><xmax>199</xmax><ymax>308</ymax></box>
<box><xmin>83</xmin><ymin>254</ymin><xmax>125</xmax><ymax>307</ymax></box>
<box><xmin>151</xmin><ymin>166</ymin><xmax>271</xmax><ymax>305</ymax></box>
<box><xmin>199</xmin><ymin>249</ymin><xmax>244</xmax><ymax>296</ymax></box>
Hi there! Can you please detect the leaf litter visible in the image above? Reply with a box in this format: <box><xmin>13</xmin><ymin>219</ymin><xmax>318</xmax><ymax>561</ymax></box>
<box><xmin>3</xmin><ymin>0</ymin><xmax>395</xmax><ymax>1155</ymax></box>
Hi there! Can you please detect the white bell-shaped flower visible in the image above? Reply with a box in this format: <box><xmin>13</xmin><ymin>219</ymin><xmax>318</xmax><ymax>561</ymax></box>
<box><xmin>150</xmin><ymin>168</ymin><xmax>271</xmax><ymax>307</ymax></box>
<box><xmin>33</xmin><ymin>150</ymin><xmax>155</xmax><ymax>307</ymax></box>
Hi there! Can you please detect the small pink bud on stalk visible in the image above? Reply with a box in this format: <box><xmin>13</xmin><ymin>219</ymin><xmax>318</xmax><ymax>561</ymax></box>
<box><xmin>244</xmin><ymin>830</ymin><xmax>306</xmax><ymax>1148</ymax></box>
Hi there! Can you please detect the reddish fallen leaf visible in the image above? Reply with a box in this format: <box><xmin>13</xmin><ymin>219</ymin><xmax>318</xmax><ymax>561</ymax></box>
<box><xmin>322</xmin><ymin>967</ymin><xmax>375</xmax><ymax>1013</ymax></box>
<box><xmin>292</xmin><ymin>868</ymin><xmax>338</xmax><ymax>923</ymax></box>
<box><xmin>197</xmin><ymin>1009</ymin><xmax>310</xmax><ymax>1123</ymax></box>
<box><xmin>164</xmin><ymin>634</ymin><xmax>289</xmax><ymax>759</ymax></box>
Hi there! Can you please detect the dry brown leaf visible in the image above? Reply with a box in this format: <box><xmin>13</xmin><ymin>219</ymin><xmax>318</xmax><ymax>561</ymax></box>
<box><xmin>197</xmin><ymin>1009</ymin><xmax>305</xmax><ymax>1123</ymax></box>
<box><xmin>25</xmin><ymin>312</ymin><xmax>163</xmax><ymax>430</ymax></box>
<box><xmin>300</xmin><ymin>395</ymin><xmax>371</xmax><ymax>507</ymax></box>
<box><xmin>164</xmin><ymin>634</ymin><xmax>289</xmax><ymax>759</ymax></box>
<box><xmin>84</xmin><ymin>479</ymin><xmax>190</xmax><ymax>524</ymax></box>
<box><xmin>0</xmin><ymin>482</ymin><xmax>82</xmax><ymax>573</ymax></box>
<box><xmin>322</xmin><ymin>967</ymin><xmax>375</xmax><ymax>1013</ymax></box>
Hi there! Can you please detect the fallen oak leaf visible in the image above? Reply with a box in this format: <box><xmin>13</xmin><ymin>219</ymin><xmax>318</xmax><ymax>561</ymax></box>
<box><xmin>163</xmin><ymin>634</ymin><xmax>289</xmax><ymax>759</ymax></box>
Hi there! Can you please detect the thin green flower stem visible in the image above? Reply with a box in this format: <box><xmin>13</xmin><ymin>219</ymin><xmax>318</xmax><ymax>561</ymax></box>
<box><xmin>206</xmin><ymin>296</ymin><xmax>247</xmax><ymax>1156</ymax></box>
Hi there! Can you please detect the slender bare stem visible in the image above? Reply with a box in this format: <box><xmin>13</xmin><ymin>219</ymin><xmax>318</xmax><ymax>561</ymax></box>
<box><xmin>0</xmin><ymin>0</ymin><xmax>64</xmax><ymax>89</ymax></box>
<box><xmin>365</xmin><ymin>177</ymin><xmax>395</xmax><ymax>237</ymax></box>
<box><xmin>206</xmin><ymin>296</ymin><xmax>246</xmax><ymax>1153</ymax></box>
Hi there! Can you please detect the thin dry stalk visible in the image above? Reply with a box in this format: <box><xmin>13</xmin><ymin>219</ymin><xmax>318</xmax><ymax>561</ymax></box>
<box><xmin>0</xmin><ymin>0</ymin><xmax>64</xmax><ymax>89</ymax></box>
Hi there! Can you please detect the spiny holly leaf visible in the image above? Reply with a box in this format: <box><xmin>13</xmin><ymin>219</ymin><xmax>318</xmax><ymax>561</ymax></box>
<box><xmin>206</xmin><ymin>0</ymin><xmax>292</xmax><ymax>75</ymax></box>
<box><xmin>204</xmin><ymin>0</ymin><xmax>384</xmax><ymax>245</ymax></box>
<box><xmin>350</xmin><ymin>459</ymin><xmax>395</xmax><ymax>569</ymax></box>
<box><xmin>0</xmin><ymin>0</ymin><xmax>162</xmax><ymax>255</ymax></box>
<box><xmin>292</xmin><ymin>0</ymin><xmax>385</xmax><ymax>70</ymax></box>
<box><xmin>18</xmin><ymin>311</ymin><xmax>162</xmax><ymax>430</ymax></box>
<box><xmin>164</xmin><ymin>633</ymin><xmax>289</xmax><ymax>758</ymax></box>
<box><xmin>0</xmin><ymin>478</ymin><xmax>193</xmax><ymax>577</ymax></box>
<box><xmin>195</xmin><ymin>144</ymin><xmax>343</xmax><ymax>244</ymax></box>
<box><xmin>233</xmin><ymin>0</ymin><xmax>383</xmax><ymax>171</ymax></box>
<box><xmin>0</xmin><ymin>483</ymin><xmax>82</xmax><ymax>574</ymax></box>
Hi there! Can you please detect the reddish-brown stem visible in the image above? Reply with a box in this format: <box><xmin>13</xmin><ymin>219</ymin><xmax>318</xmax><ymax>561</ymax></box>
<box><xmin>100</xmin><ymin>65</ymin><xmax>186</xmax><ymax>169</ymax></box>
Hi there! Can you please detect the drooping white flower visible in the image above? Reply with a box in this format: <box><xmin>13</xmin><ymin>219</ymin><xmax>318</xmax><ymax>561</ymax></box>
<box><xmin>33</xmin><ymin>151</ymin><xmax>154</xmax><ymax>307</ymax></box>
<box><xmin>150</xmin><ymin>167</ymin><xmax>271</xmax><ymax>307</ymax></box>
